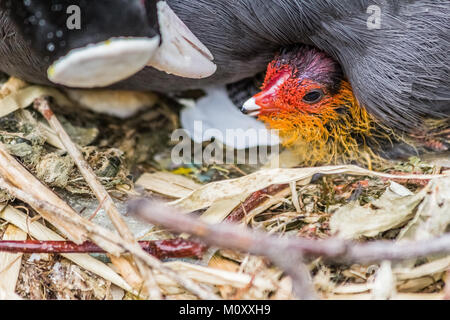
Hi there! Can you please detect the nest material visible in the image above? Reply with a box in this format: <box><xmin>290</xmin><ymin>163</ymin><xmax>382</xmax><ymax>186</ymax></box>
<box><xmin>0</xmin><ymin>78</ymin><xmax>448</xmax><ymax>300</ymax></box>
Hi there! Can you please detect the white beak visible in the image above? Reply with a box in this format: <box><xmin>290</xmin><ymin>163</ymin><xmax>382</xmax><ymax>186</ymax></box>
<box><xmin>147</xmin><ymin>1</ymin><xmax>217</xmax><ymax>79</ymax></box>
<box><xmin>241</xmin><ymin>97</ymin><xmax>261</xmax><ymax>117</ymax></box>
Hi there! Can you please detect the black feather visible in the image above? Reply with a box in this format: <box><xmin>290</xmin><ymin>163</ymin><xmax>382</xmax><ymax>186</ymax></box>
<box><xmin>0</xmin><ymin>0</ymin><xmax>448</xmax><ymax>132</ymax></box>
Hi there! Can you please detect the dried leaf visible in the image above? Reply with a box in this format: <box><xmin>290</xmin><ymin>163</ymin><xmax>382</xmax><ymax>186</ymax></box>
<box><xmin>0</xmin><ymin>205</ymin><xmax>133</xmax><ymax>293</ymax></box>
<box><xmin>0</xmin><ymin>225</ymin><xmax>27</xmax><ymax>294</ymax></box>
<box><xmin>330</xmin><ymin>182</ymin><xmax>426</xmax><ymax>239</ymax></box>
<box><xmin>399</xmin><ymin>177</ymin><xmax>450</xmax><ymax>241</ymax></box>
<box><xmin>394</xmin><ymin>177</ymin><xmax>450</xmax><ymax>270</ymax></box>
<box><xmin>199</xmin><ymin>196</ymin><xmax>246</xmax><ymax>224</ymax></box>
<box><xmin>171</xmin><ymin>165</ymin><xmax>442</xmax><ymax>212</ymax></box>
<box><xmin>136</xmin><ymin>172</ymin><xmax>201</xmax><ymax>198</ymax></box>
<box><xmin>0</xmin><ymin>86</ymin><xmax>73</xmax><ymax>118</ymax></box>
<box><xmin>371</xmin><ymin>261</ymin><xmax>396</xmax><ymax>300</ymax></box>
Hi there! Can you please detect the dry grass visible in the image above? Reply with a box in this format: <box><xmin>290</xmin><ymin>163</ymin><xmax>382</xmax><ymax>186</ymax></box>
<box><xmin>0</xmin><ymin>77</ymin><xmax>448</xmax><ymax>300</ymax></box>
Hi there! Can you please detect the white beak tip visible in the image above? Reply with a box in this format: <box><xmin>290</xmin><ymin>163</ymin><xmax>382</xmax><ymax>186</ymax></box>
<box><xmin>241</xmin><ymin>97</ymin><xmax>261</xmax><ymax>116</ymax></box>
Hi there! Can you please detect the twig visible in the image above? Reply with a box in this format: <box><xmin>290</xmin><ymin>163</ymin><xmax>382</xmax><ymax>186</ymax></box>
<box><xmin>33</xmin><ymin>97</ymin><xmax>134</xmax><ymax>242</ymax></box>
<box><xmin>0</xmin><ymin>143</ymin><xmax>87</xmax><ymax>243</ymax></box>
<box><xmin>225</xmin><ymin>184</ymin><xmax>289</xmax><ymax>223</ymax></box>
<box><xmin>34</xmin><ymin>97</ymin><xmax>160</xmax><ymax>298</ymax></box>
<box><xmin>88</xmin><ymin>196</ymin><xmax>107</xmax><ymax>221</ymax></box>
<box><xmin>0</xmin><ymin>239</ymin><xmax>207</xmax><ymax>259</ymax></box>
<box><xmin>130</xmin><ymin>199</ymin><xmax>450</xmax><ymax>262</ymax></box>
<box><xmin>0</xmin><ymin>177</ymin><xmax>220</xmax><ymax>300</ymax></box>
<box><xmin>130</xmin><ymin>200</ymin><xmax>316</xmax><ymax>299</ymax></box>
<box><xmin>129</xmin><ymin>199</ymin><xmax>450</xmax><ymax>298</ymax></box>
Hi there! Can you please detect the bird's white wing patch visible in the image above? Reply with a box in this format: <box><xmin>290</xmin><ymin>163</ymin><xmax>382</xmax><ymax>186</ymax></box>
<box><xmin>180</xmin><ymin>86</ymin><xmax>280</xmax><ymax>150</ymax></box>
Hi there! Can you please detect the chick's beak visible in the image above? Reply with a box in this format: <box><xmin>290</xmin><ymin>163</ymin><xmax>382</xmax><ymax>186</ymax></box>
<box><xmin>147</xmin><ymin>1</ymin><xmax>217</xmax><ymax>79</ymax></box>
<box><xmin>241</xmin><ymin>97</ymin><xmax>261</xmax><ymax>117</ymax></box>
<box><xmin>241</xmin><ymin>88</ymin><xmax>277</xmax><ymax>117</ymax></box>
<box><xmin>241</xmin><ymin>71</ymin><xmax>291</xmax><ymax>117</ymax></box>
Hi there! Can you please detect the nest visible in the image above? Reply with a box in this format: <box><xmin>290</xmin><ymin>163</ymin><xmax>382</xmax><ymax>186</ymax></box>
<box><xmin>0</xmin><ymin>77</ymin><xmax>449</xmax><ymax>300</ymax></box>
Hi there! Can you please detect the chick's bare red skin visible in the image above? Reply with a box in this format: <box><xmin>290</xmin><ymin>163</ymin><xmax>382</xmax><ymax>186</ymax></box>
<box><xmin>253</xmin><ymin>45</ymin><xmax>345</xmax><ymax>117</ymax></box>
<box><xmin>245</xmin><ymin>45</ymin><xmax>449</xmax><ymax>160</ymax></box>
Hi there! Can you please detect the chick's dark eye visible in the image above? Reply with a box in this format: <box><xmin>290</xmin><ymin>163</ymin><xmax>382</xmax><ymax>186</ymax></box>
<box><xmin>302</xmin><ymin>89</ymin><xmax>324</xmax><ymax>104</ymax></box>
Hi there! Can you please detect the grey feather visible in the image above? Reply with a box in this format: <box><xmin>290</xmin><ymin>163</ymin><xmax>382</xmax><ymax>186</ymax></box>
<box><xmin>0</xmin><ymin>0</ymin><xmax>448</xmax><ymax>131</ymax></box>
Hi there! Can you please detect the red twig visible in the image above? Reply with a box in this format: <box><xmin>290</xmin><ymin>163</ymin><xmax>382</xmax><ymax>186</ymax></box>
<box><xmin>130</xmin><ymin>200</ymin><xmax>316</xmax><ymax>299</ymax></box>
<box><xmin>225</xmin><ymin>184</ymin><xmax>289</xmax><ymax>223</ymax></box>
<box><xmin>383</xmin><ymin>171</ymin><xmax>430</xmax><ymax>187</ymax></box>
<box><xmin>0</xmin><ymin>239</ymin><xmax>207</xmax><ymax>259</ymax></box>
<box><xmin>131</xmin><ymin>199</ymin><xmax>450</xmax><ymax>263</ymax></box>
<box><xmin>129</xmin><ymin>199</ymin><xmax>450</xmax><ymax>299</ymax></box>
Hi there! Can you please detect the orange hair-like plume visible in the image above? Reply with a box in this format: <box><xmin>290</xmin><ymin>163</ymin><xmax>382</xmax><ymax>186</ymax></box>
<box><xmin>259</xmin><ymin>81</ymin><xmax>382</xmax><ymax>164</ymax></box>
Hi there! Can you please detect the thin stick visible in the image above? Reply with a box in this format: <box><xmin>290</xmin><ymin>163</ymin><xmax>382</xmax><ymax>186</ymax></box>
<box><xmin>34</xmin><ymin>97</ymin><xmax>161</xmax><ymax>299</ymax></box>
<box><xmin>130</xmin><ymin>199</ymin><xmax>450</xmax><ymax>263</ymax></box>
<box><xmin>0</xmin><ymin>239</ymin><xmax>207</xmax><ymax>259</ymax></box>
<box><xmin>129</xmin><ymin>199</ymin><xmax>450</xmax><ymax>299</ymax></box>
<box><xmin>0</xmin><ymin>177</ymin><xmax>220</xmax><ymax>300</ymax></box>
<box><xmin>33</xmin><ymin>97</ymin><xmax>134</xmax><ymax>241</ymax></box>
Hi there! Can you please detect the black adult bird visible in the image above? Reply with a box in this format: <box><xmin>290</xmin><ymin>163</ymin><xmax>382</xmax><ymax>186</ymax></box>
<box><xmin>0</xmin><ymin>0</ymin><xmax>448</xmax><ymax>161</ymax></box>
<box><xmin>0</xmin><ymin>0</ymin><xmax>216</xmax><ymax>87</ymax></box>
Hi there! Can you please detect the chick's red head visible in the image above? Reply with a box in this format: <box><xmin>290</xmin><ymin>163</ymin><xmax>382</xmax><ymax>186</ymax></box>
<box><xmin>242</xmin><ymin>45</ymin><xmax>375</xmax><ymax>163</ymax></box>
<box><xmin>245</xmin><ymin>46</ymin><xmax>343</xmax><ymax>116</ymax></box>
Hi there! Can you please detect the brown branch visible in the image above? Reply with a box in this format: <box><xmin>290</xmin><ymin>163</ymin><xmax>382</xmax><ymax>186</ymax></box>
<box><xmin>0</xmin><ymin>177</ymin><xmax>220</xmax><ymax>300</ymax></box>
<box><xmin>129</xmin><ymin>199</ymin><xmax>450</xmax><ymax>299</ymax></box>
<box><xmin>129</xmin><ymin>200</ymin><xmax>317</xmax><ymax>299</ymax></box>
<box><xmin>34</xmin><ymin>97</ymin><xmax>161</xmax><ymax>298</ymax></box>
<box><xmin>33</xmin><ymin>97</ymin><xmax>135</xmax><ymax>243</ymax></box>
<box><xmin>130</xmin><ymin>199</ymin><xmax>450</xmax><ymax>263</ymax></box>
<box><xmin>0</xmin><ymin>239</ymin><xmax>207</xmax><ymax>259</ymax></box>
